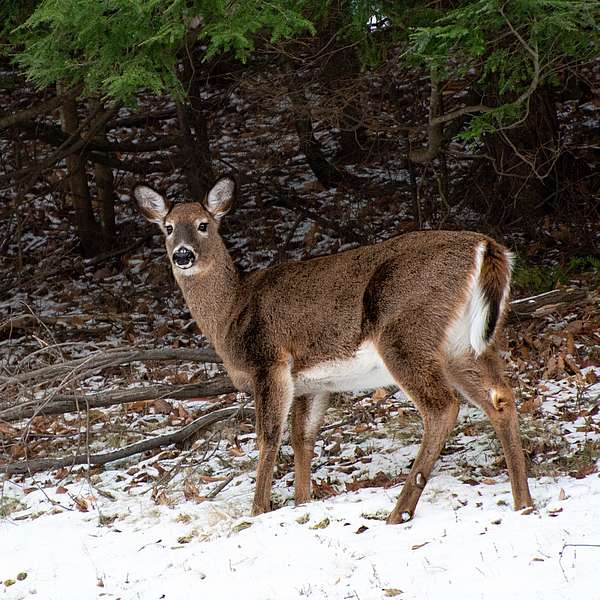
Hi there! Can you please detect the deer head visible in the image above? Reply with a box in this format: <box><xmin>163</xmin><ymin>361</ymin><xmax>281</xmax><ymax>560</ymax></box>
<box><xmin>133</xmin><ymin>177</ymin><xmax>235</xmax><ymax>276</ymax></box>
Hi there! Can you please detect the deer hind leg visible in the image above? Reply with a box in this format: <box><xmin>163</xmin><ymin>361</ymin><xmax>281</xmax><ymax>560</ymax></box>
<box><xmin>446</xmin><ymin>349</ymin><xmax>533</xmax><ymax>510</ymax></box>
<box><xmin>378</xmin><ymin>337</ymin><xmax>460</xmax><ymax>524</ymax></box>
<box><xmin>251</xmin><ymin>364</ymin><xmax>294</xmax><ymax>516</ymax></box>
<box><xmin>290</xmin><ymin>393</ymin><xmax>329</xmax><ymax>505</ymax></box>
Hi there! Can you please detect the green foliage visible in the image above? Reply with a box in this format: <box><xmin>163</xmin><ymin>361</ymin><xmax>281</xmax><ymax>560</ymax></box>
<box><xmin>4</xmin><ymin>0</ymin><xmax>599</xmax><ymax>124</ymax></box>
<box><xmin>406</xmin><ymin>0</ymin><xmax>600</xmax><ymax>139</ymax></box>
<box><xmin>6</xmin><ymin>0</ymin><xmax>315</xmax><ymax>102</ymax></box>
<box><xmin>513</xmin><ymin>255</ymin><xmax>600</xmax><ymax>294</ymax></box>
<box><xmin>568</xmin><ymin>255</ymin><xmax>600</xmax><ymax>275</ymax></box>
<box><xmin>512</xmin><ymin>260</ymin><xmax>568</xmax><ymax>294</ymax></box>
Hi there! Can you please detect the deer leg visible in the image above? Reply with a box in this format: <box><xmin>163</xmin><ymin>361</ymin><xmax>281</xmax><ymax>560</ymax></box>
<box><xmin>378</xmin><ymin>334</ymin><xmax>460</xmax><ymax>524</ymax></box>
<box><xmin>386</xmin><ymin>390</ymin><xmax>459</xmax><ymax>524</ymax></box>
<box><xmin>446</xmin><ymin>350</ymin><xmax>533</xmax><ymax>510</ymax></box>
<box><xmin>290</xmin><ymin>393</ymin><xmax>329</xmax><ymax>505</ymax></box>
<box><xmin>251</xmin><ymin>365</ymin><xmax>293</xmax><ymax>516</ymax></box>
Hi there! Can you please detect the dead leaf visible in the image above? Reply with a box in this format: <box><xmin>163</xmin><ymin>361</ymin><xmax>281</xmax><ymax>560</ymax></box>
<box><xmin>383</xmin><ymin>589</ymin><xmax>403</xmax><ymax>597</ymax></box>
<box><xmin>183</xmin><ymin>480</ymin><xmax>203</xmax><ymax>502</ymax></box>
<box><xmin>371</xmin><ymin>388</ymin><xmax>388</xmax><ymax>402</ymax></box>
<box><xmin>0</xmin><ymin>422</ymin><xmax>17</xmax><ymax>436</ymax></box>
<box><xmin>310</xmin><ymin>517</ymin><xmax>330</xmax><ymax>530</ymax></box>
<box><xmin>72</xmin><ymin>496</ymin><xmax>88</xmax><ymax>512</ymax></box>
<box><xmin>355</xmin><ymin>525</ymin><xmax>369</xmax><ymax>534</ymax></box>
<box><xmin>558</xmin><ymin>488</ymin><xmax>567</xmax><ymax>501</ymax></box>
<box><xmin>519</xmin><ymin>397</ymin><xmax>543</xmax><ymax>414</ymax></box>
<box><xmin>566</xmin><ymin>333</ymin><xmax>576</xmax><ymax>355</ymax></box>
<box><xmin>585</xmin><ymin>370</ymin><xmax>598</xmax><ymax>385</ymax></box>
<box><xmin>153</xmin><ymin>398</ymin><xmax>173</xmax><ymax>415</ymax></box>
<box><xmin>199</xmin><ymin>475</ymin><xmax>226</xmax><ymax>483</ymax></box>
<box><xmin>346</xmin><ymin>471</ymin><xmax>403</xmax><ymax>492</ymax></box>
<box><xmin>55</xmin><ymin>486</ymin><xmax>68</xmax><ymax>495</ymax></box>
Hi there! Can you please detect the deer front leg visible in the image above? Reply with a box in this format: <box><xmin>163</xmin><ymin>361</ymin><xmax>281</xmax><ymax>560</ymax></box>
<box><xmin>290</xmin><ymin>393</ymin><xmax>329</xmax><ymax>505</ymax></box>
<box><xmin>251</xmin><ymin>364</ymin><xmax>294</xmax><ymax>516</ymax></box>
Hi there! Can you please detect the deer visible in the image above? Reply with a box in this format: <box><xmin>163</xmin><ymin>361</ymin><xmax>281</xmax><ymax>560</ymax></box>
<box><xmin>133</xmin><ymin>176</ymin><xmax>533</xmax><ymax>524</ymax></box>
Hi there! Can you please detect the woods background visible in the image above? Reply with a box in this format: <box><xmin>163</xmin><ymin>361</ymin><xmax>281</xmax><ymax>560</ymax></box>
<box><xmin>1</xmin><ymin>0</ymin><xmax>600</xmax><ymax>503</ymax></box>
<box><xmin>1</xmin><ymin>0</ymin><xmax>599</xmax><ymax>263</ymax></box>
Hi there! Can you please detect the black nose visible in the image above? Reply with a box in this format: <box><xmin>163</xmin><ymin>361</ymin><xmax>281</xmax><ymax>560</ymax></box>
<box><xmin>173</xmin><ymin>247</ymin><xmax>195</xmax><ymax>267</ymax></box>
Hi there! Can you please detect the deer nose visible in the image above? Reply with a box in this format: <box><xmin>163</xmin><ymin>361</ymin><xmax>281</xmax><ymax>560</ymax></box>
<box><xmin>172</xmin><ymin>247</ymin><xmax>195</xmax><ymax>268</ymax></box>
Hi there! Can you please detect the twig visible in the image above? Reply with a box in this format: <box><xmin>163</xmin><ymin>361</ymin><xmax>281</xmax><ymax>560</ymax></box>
<box><xmin>206</xmin><ymin>473</ymin><xmax>236</xmax><ymax>499</ymax></box>
<box><xmin>0</xmin><ymin>406</ymin><xmax>254</xmax><ymax>475</ymax></box>
<box><xmin>558</xmin><ymin>542</ymin><xmax>600</xmax><ymax>582</ymax></box>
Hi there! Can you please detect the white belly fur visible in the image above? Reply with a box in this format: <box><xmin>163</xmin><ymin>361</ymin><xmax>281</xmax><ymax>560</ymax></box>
<box><xmin>294</xmin><ymin>342</ymin><xmax>397</xmax><ymax>395</ymax></box>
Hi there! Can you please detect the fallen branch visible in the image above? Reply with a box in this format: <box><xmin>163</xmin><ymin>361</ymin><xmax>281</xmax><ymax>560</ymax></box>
<box><xmin>1</xmin><ymin>346</ymin><xmax>222</xmax><ymax>387</ymax></box>
<box><xmin>0</xmin><ymin>377</ymin><xmax>237</xmax><ymax>421</ymax></box>
<box><xmin>0</xmin><ymin>406</ymin><xmax>254</xmax><ymax>475</ymax></box>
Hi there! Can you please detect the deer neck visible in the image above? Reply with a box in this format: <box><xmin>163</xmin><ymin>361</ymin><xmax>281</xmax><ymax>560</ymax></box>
<box><xmin>174</xmin><ymin>241</ymin><xmax>241</xmax><ymax>350</ymax></box>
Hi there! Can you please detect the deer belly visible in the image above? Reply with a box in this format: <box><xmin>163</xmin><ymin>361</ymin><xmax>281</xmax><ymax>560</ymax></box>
<box><xmin>294</xmin><ymin>342</ymin><xmax>397</xmax><ymax>394</ymax></box>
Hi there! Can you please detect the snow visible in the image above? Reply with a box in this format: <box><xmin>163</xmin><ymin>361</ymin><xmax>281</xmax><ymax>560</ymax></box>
<box><xmin>2</xmin><ymin>370</ymin><xmax>599</xmax><ymax>600</ymax></box>
<box><xmin>2</xmin><ymin>473</ymin><xmax>599</xmax><ymax>599</ymax></box>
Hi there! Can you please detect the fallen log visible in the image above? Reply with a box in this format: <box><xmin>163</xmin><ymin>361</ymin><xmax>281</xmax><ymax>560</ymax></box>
<box><xmin>0</xmin><ymin>406</ymin><xmax>254</xmax><ymax>475</ymax></box>
<box><xmin>0</xmin><ymin>376</ymin><xmax>237</xmax><ymax>421</ymax></box>
<box><xmin>508</xmin><ymin>288</ymin><xmax>589</xmax><ymax>322</ymax></box>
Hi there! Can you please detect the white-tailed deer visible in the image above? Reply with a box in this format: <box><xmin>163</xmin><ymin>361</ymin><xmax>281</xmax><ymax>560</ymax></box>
<box><xmin>133</xmin><ymin>177</ymin><xmax>533</xmax><ymax>524</ymax></box>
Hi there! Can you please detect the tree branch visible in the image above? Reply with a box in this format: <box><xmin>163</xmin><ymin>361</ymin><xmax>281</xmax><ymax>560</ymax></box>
<box><xmin>0</xmin><ymin>406</ymin><xmax>254</xmax><ymax>475</ymax></box>
<box><xmin>0</xmin><ymin>86</ymin><xmax>82</xmax><ymax>130</ymax></box>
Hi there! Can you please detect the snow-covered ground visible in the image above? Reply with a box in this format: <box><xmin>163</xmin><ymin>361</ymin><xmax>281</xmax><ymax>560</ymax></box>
<box><xmin>2</xmin><ymin>473</ymin><xmax>600</xmax><ymax>600</ymax></box>
<box><xmin>2</xmin><ymin>370</ymin><xmax>599</xmax><ymax>600</ymax></box>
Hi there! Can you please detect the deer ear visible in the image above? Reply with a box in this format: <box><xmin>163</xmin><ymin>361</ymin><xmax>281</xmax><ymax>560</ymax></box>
<box><xmin>205</xmin><ymin>177</ymin><xmax>235</xmax><ymax>221</ymax></box>
<box><xmin>133</xmin><ymin>185</ymin><xmax>172</xmax><ymax>224</ymax></box>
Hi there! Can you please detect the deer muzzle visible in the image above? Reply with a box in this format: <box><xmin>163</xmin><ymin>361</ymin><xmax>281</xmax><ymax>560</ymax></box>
<box><xmin>172</xmin><ymin>246</ymin><xmax>196</xmax><ymax>269</ymax></box>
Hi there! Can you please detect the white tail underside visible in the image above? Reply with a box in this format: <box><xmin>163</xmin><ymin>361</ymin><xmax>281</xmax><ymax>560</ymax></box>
<box><xmin>446</xmin><ymin>242</ymin><xmax>490</xmax><ymax>357</ymax></box>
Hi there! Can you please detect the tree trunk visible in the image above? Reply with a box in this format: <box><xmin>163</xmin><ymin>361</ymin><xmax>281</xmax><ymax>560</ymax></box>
<box><xmin>58</xmin><ymin>88</ymin><xmax>102</xmax><ymax>257</ymax></box>
<box><xmin>176</xmin><ymin>101</ymin><xmax>207</xmax><ymax>199</ymax></box>
<box><xmin>288</xmin><ymin>79</ymin><xmax>350</xmax><ymax>189</ymax></box>
<box><xmin>91</xmin><ymin>98</ymin><xmax>116</xmax><ymax>240</ymax></box>
<box><xmin>176</xmin><ymin>39</ymin><xmax>214</xmax><ymax>199</ymax></box>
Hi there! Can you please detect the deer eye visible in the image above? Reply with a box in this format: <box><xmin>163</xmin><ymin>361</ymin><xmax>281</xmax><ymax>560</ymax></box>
<box><xmin>198</xmin><ymin>222</ymin><xmax>208</xmax><ymax>233</ymax></box>
<box><xmin>165</xmin><ymin>225</ymin><xmax>173</xmax><ymax>235</ymax></box>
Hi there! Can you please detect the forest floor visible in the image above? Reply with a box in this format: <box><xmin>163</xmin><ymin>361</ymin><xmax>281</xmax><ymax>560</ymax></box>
<box><xmin>1</xmin><ymin>91</ymin><xmax>600</xmax><ymax>599</ymax></box>
<box><xmin>1</xmin><ymin>217</ymin><xmax>599</xmax><ymax>599</ymax></box>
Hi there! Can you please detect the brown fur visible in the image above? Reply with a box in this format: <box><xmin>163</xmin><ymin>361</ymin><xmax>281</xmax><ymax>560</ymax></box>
<box><xmin>480</xmin><ymin>240</ymin><xmax>511</xmax><ymax>341</ymax></box>
<box><xmin>134</xmin><ymin>179</ymin><xmax>533</xmax><ymax>523</ymax></box>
